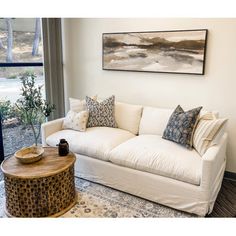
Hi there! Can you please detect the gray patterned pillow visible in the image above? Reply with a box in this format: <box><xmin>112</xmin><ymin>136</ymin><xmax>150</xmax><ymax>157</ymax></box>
<box><xmin>86</xmin><ymin>95</ymin><xmax>118</xmax><ymax>128</ymax></box>
<box><xmin>162</xmin><ymin>105</ymin><xmax>202</xmax><ymax>149</ymax></box>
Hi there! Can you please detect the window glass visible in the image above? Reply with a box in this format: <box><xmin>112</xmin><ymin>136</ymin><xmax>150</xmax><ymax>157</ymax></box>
<box><xmin>0</xmin><ymin>18</ymin><xmax>43</xmax><ymax>63</ymax></box>
<box><xmin>0</xmin><ymin>67</ymin><xmax>45</xmax><ymax>102</ymax></box>
<box><xmin>0</xmin><ymin>18</ymin><xmax>45</xmax><ymax>157</ymax></box>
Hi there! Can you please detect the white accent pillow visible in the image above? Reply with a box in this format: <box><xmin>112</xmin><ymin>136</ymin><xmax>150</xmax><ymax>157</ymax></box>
<box><xmin>193</xmin><ymin>113</ymin><xmax>227</xmax><ymax>156</ymax></box>
<box><xmin>69</xmin><ymin>95</ymin><xmax>97</xmax><ymax>112</ymax></box>
<box><xmin>63</xmin><ymin>110</ymin><xmax>89</xmax><ymax>132</ymax></box>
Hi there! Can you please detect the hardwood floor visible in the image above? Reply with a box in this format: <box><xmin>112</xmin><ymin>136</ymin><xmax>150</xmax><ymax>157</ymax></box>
<box><xmin>208</xmin><ymin>178</ymin><xmax>236</xmax><ymax>217</ymax></box>
<box><xmin>0</xmin><ymin>168</ymin><xmax>235</xmax><ymax>217</ymax></box>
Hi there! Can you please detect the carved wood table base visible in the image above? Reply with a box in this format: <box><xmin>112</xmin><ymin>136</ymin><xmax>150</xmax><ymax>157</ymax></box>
<box><xmin>1</xmin><ymin>147</ymin><xmax>76</xmax><ymax>217</ymax></box>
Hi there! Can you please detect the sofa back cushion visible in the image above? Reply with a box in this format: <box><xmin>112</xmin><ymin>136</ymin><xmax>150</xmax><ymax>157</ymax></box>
<box><xmin>139</xmin><ymin>107</ymin><xmax>173</xmax><ymax>136</ymax></box>
<box><xmin>115</xmin><ymin>102</ymin><xmax>143</xmax><ymax>135</ymax></box>
<box><xmin>139</xmin><ymin>106</ymin><xmax>219</xmax><ymax>136</ymax></box>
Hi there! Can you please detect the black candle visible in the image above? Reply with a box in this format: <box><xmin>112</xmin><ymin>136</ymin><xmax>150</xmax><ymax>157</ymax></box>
<box><xmin>58</xmin><ymin>139</ymin><xmax>69</xmax><ymax>156</ymax></box>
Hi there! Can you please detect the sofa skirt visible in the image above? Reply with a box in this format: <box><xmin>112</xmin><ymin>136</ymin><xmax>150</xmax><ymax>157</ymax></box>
<box><xmin>74</xmin><ymin>154</ymin><xmax>225</xmax><ymax>216</ymax></box>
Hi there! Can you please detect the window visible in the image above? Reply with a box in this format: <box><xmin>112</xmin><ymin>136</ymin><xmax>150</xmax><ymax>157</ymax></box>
<box><xmin>0</xmin><ymin>18</ymin><xmax>43</xmax><ymax>64</ymax></box>
<box><xmin>0</xmin><ymin>18</ymin><xmax>45</xmax><ymax>159</ymax></box>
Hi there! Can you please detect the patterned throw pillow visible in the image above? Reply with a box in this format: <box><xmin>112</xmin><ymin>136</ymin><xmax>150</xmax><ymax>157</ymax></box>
<box><xmin>63</xmin><ymin>110</ymin><xmax>89</xmax><ymax>132</ymax></box>
<box><xmin>86</xmin><ymin>95</ymin><xmax>117</xmax><ymax>128</ymax></box>
<box><xmin>193</xmin><ymin>113</ymin><xmax>227</xmax><ymax>156</ymax></box>
<box><xmin>162</xmin><ymin>105</ymin><xmax>202</xmax><ymax>149</ymax></box>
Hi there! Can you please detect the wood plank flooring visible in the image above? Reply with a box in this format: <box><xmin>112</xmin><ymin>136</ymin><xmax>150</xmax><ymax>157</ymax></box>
<box><xmin>0</xmin><ymin>168</ymin><xmax>235</xmax><ymax>217</ymax></box>
<box><xmin>207</xmin><ymin>178</ymin><xmax>236</xmax><ymax>217</ymax></box>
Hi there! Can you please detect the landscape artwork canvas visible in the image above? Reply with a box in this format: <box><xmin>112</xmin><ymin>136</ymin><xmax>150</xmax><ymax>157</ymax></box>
<box><xmin>103</xmin><ymin>29</ymin><xmax>208</xmax><ymax>75</ymax></box>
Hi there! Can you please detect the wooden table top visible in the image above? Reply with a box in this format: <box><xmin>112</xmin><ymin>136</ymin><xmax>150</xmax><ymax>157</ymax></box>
<box><xmin>0</xmin><ymin>147</ymin><xmax>76</xmax><ymax>179</ymax></box>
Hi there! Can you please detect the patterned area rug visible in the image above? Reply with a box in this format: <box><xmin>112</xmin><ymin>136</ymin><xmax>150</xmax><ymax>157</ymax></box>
<box><xmin>0</xmin><ymin>177</ymin><xmax>195</xmax><ymax>218</ymax></box>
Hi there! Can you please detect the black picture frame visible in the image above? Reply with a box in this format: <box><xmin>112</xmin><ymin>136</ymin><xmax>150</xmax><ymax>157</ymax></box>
<box><xmin>102</xmin><ymin>29</ymin><xmax>208</xmax><ymax>75</ymax></box>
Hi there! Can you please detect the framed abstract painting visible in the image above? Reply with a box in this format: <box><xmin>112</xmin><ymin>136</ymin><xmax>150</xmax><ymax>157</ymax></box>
<box><xmin>103</xmin><ymin>29</ymin><xmax>208</xmax><ymax>75</ymax></box>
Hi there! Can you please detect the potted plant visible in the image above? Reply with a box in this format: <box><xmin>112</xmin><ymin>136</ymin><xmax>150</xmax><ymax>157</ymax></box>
<box><xmin>16</xmin><ymin>72</ymin><xmax>55</xmax><ymax>146</ymax></box>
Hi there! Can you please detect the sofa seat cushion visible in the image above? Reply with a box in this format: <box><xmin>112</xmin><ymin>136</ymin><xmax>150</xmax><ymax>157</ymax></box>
<box><xmin>46</xmin><ymin>127</ymin><xmax>135</xmax><ymax>161</ymax></box>
<box><xmin>109</xmin><ymin>135</ymin><xmax>202</xmax><ymax>185</ymax></box>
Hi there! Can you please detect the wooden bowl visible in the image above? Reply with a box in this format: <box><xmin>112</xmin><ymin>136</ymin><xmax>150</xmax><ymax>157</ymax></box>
<box><xmin>14</xmin><ymin>146</ymin><xmax>44</xmax><ymax>164</ymax></box>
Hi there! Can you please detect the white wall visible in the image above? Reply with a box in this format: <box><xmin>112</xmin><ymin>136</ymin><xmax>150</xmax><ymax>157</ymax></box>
<box><xmin>62</xmin><ymin>18</ymin><xmax>236</xmax><ymax>173</ymax></box>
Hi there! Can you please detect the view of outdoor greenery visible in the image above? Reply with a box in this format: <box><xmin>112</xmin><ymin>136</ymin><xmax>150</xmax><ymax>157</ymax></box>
<box><xmin>0</xmin><ymin>18</ymin><xmax>45</xmax><ymax>157</ymax></box>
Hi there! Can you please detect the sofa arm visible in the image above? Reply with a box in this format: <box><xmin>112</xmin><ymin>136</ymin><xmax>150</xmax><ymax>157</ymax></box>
<box><xmin>41</xmin><ymin>118</ymin><xmax>64</xmax><ymax>146</ymax></box>
<box><xmin>201</xmin><ymin>133</ymin><xmax>228</xmax><ymax>189</ymax></box>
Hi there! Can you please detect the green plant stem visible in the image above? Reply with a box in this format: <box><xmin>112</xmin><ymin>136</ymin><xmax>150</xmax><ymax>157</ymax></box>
<box><xmin>36</xmin><ymin>123</ymin><xmax>41</xmax><ymax>145</ymax></box>
<box><xmin>30</xmin><ymin>122</ymin><xmax>38</xmax><ymax>146</ymax></box>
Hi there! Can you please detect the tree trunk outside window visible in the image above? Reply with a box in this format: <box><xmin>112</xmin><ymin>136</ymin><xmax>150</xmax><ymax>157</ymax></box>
<box><xmin>32</xmin><ymin>18</ymin><xmax>41</xmax><ymax>56</ymax></box>
<box><xmin>0</xmin><ymin>37</ymin><xmax>4</xmax><ymax>49</ymax></box>
<box><xmin>5</xmin><ymin>18</ymin><xmax>13</xmax><ymax>63</ymax></box>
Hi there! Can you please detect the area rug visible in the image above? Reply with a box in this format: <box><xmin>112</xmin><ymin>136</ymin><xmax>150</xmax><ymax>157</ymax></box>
<box><xmin>0</xmin><ymin>177</ymin><xmax>195</xmax><ymax>218</ymax></box>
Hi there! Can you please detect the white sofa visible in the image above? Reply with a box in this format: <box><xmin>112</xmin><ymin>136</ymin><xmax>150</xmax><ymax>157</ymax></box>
<box><xmin>41</xmin><ymin>101</ymin><xmax>227</xmax><ymax>216</ymax></box>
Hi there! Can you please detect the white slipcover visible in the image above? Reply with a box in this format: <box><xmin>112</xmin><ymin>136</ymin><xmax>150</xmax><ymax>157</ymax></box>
<box><xmin>139</xmin><ymin>107</ymin><xmax>173</xmax><ymax>135</ymax></box>
<box><xmin>41</xmin><ymin>101</ymin><xmax>227</xmax><ymax>216</ymax></box>
<box><xmin>115</xmin><ymin>101</ymin><xmax>143</xmax><ymax>135</ymax></box>
<box><xmin>109</xmin><ymin>135</ymin><xmax>202</xmax><ymax>185</ymax></box>
<box><xmin>46</xmin><ymin>127</ymin><xmax>134</xmax><ymax>161</ymax></box>
<box><xmin>75</xmin><ymin>152</ymin><xmax>226</xmax><ymax>216</ymax></box>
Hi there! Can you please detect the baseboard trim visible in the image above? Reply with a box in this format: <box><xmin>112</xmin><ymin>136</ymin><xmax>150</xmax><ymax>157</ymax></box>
<box><xmin>224</xmin><ymin>171</ymin><xmax>236</xmax><ymax>181</ymax></box>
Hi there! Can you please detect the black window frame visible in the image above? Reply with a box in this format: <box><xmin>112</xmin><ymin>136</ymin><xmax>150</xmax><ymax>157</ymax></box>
<box><xmin>0</xmin><ymin>113</ymin><xmax>4</xmax><ymax>163</ymax></box>
<box><xmin>0</xmin><ymin>62</ymin><xmax>43</xmax><ymax>67</ymax></box>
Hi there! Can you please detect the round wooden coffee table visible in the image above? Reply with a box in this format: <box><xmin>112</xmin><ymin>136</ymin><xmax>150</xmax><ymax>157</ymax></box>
<box><xmin>0</xmin><ymin>147</ymin><xmax>76</xmax><ymax>218</ymax></box>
